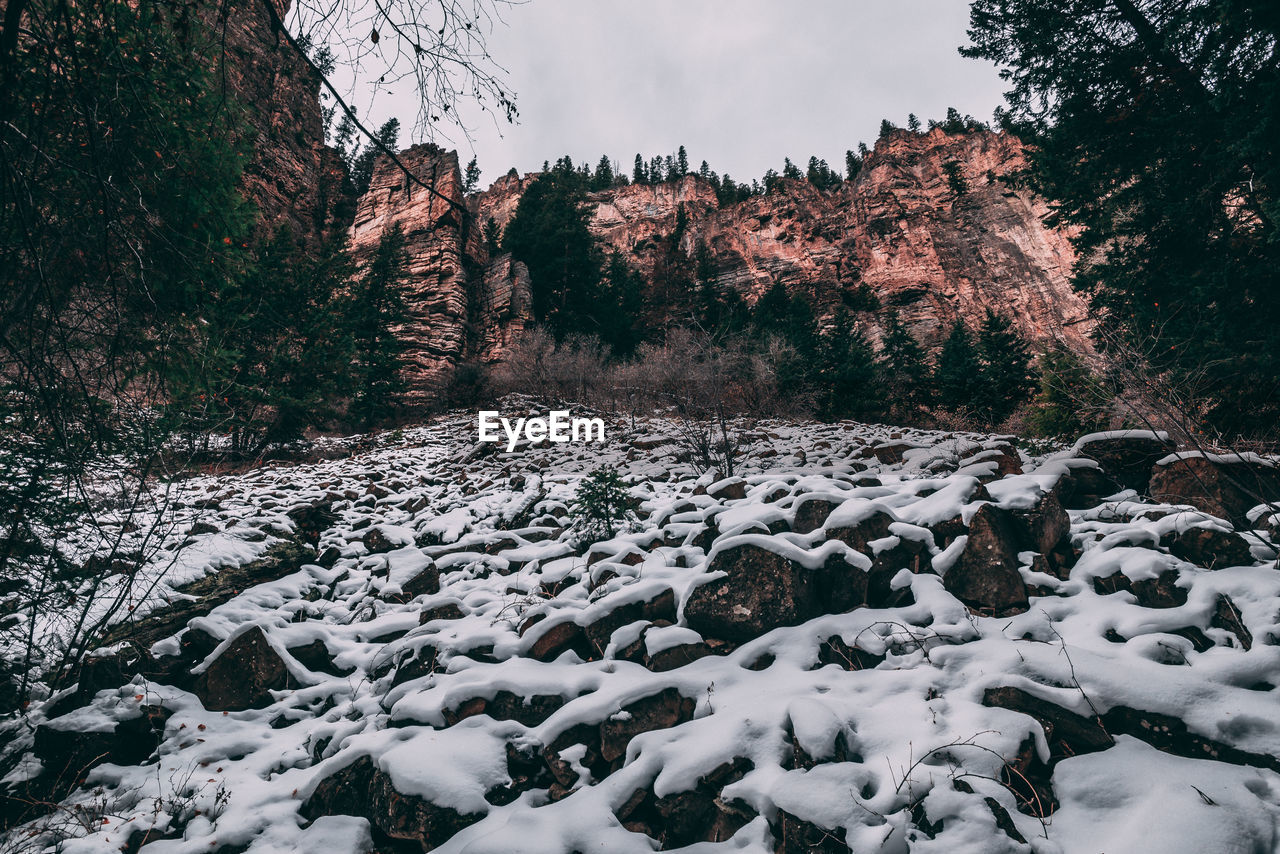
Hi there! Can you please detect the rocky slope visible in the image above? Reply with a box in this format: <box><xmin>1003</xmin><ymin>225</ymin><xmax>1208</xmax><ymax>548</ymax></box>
<box><xmin>5</xmin><ymin>417</ymin><xmax>1280</xmax><ymax>853</ymax></box>
<box><xmin>356</xmin><ymin>129</ymin><xmax>1091</xmax><ymax>403</ymax></box>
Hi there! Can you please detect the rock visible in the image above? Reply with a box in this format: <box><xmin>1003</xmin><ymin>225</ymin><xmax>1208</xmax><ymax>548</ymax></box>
<box><xmin>1149</xmin><ymin>454</ymin><xmax>1280</xmax><ymax>526</ymax></box>
<box><xmin>683</xmin><ymin>543</ymin><xmax>865</xmax><ymax>642</ymax></box>
<box><xmin>1093</xmin><ymin>569</ymin><xmax>1187</xmax><ymax>608</ymax></box>
<box><xmin>419</xmin><ymin>599</ymin><xmax>466</xmax><ymax>624</ymax></box>
<box><xmin>707</xmin><ymin>477</ymin><xmax>748</xmax><ymax>501</ymax></box>
<box><xmin>1210</xmin><ymin>595</ymin><xmax>1252</xmax><ymax>650</ymax></box>
<box><xmin>598</xmin><ymin>688</ymin><xmax>696</xmax><ymax>764</ymax></box>
<box><xmin>287</xmin><ymin>639</ymin><xmax>353</xmax><ymax>677</ymax></box>
<box><xmin>1162</xmin><ymin>525</ymin><xmax>1254</xmax><ymax>569</ymax></box>
<box><xmin>982</xmin><ymin>687</ymin><xmax>1113</xmax><ymax>761</ymax></box>
<box><xmin>286</xmin><ymin>500</ymin><xmax>338</xmax><ymax>547</ymax></box>
<box><xmin>399</xmin><ymin>564</ymin><xmax>441</xmax><ymax>598</ymax></box>
<box><xmin>1072</xmin><ymin>431</ymin><xmax>1177</xmax><ymax>493</ymax></box>
<box><xmin>194</xmin><ymin>626</ymin><xmax>289</xmax><ymax>711</ymax></box>
<box><xmin>301</xmin><ymin>755</ymin><xmax>483</xmax><ymax>848</ymax></box>
<box><xmin>34</xmin><ymin>704</ymin><xmax>171</xmax><ymax>785</ymax></box>
<box><xmin>362</xmin><ymin>526</ymin><xmax>399</xmax><ymax>554</ymax></box>
<box><xmin>524</xmin><ymin>618</ymin><xmax>592</xmax><ymax>662</ymax></box>
<box><xmin>645</xmin><ymin>639</ymin><xmax>711</xmax><ymax>672</ymax></box>
<box><xmin>582</xmin><ymin>588</ymin><xmax>677</xmax><ymax>650</ymax></box>
<box><xmin>615</xmin><ymin>758</ymin><xmax>756</xmax><ymax>847</ymax></box>
<box><xmin>944</xmin><ymin>504</ymin><xmax>1029</xmax><ymax>615</ymax></box>
<box><xmin>791</xmin><ymin>496</ymin><xmax>840</xmax><ymax>534</ymax></box>
<box><xmin>1053</xmin><ymin>460</ymin><xmax>1119</xmax><ymax>509</ymax></box>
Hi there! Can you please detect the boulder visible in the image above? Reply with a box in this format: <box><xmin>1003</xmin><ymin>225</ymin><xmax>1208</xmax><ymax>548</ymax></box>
<box><xmin>944</xmin><ymin>504</ymin><xmax>1029</xmax><ymax>615</ymax></box>
<box><xmin>1052</xmin><ymin>460</ymin><xmax>1119</xmax><ymax>510</ymax></box>
<box><xmin>194</xmin><ymin>626</ymin><xmax>289</xmax><ymax>711</ymax></box>
<box><xmin>1072</xmin><ymin>431</ymin><xmax>1177</xmax><ymax>493</ymax></box>
<box><xmin>301</xmin><ymin>755</ymin><xmax>483</xmax><ymax>847</ymax></box>
<box><xmin>791</xmin><ymin>496</ymin><xmax>840</xmax><ymax>534</ymax></box>
<box><xmin>599</xmin><ymin>688</ymin><xmax>696</xmax><ymax>763</ymax></box>
<box><xmin>1162</xmin><ymin>525</ymin><xmax>1254</xmax><ymax>569</ymax></box>
<box><xmin>1150</xmin><ymin>454</ymin><xmax>1280</xmax><ymax>527</ymax></box>
<box><xmin>683</xmin><ymin>544</ymin><xmax>864</xmax><ymax>642</ymax></box>
<box><xmin>707</xmin><ymin>477</ymin><xmax>748</xmax><ymax>501</ymax></box>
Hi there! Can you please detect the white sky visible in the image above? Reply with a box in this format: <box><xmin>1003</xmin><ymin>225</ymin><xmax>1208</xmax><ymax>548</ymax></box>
<box><xmin>353</xmin><ymin>0</ymin><xmax>1009</xmax><ymax>187</ymax></box>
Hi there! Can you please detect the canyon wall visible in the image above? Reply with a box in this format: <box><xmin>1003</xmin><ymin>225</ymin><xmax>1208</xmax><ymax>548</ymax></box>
<box><xmin>355</xmin><ymin>129</ymin><xmax>1091</xmax><ymax>404</ymax></box>
<box><xmin>202</xmin><ymin>0</ymin><xmax>347</xmax><ymax>244</ymax></box>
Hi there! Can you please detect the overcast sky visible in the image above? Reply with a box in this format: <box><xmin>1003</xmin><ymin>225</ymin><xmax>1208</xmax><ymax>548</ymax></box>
<box><xmin>364</xmin><ymin>0</ymin><xmax>1009</xmax><ymax>187</ymax></box>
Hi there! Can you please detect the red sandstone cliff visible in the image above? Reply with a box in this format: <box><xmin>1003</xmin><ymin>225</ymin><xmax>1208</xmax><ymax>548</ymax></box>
<box><xmin>354</xmin><ymin>129</ymin><xmax>1091</xmax><ymax>403</ymax></box>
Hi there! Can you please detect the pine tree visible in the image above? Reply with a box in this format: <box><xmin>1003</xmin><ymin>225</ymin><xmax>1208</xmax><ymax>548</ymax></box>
<box><xmin>350</xmin><ymin>118</ymin><xmax>400</xmax><ymax>195</ymax></box>
<box><xmin>845</xmin><ymin>149</ymin><xmax>863</xmax><ymax>179</ymax></box>
<box><xmin>463</xmin><ymin>156</ymin><xmax>481</xmax><ymax>193</ymax></box>
<box><xmin>965</xmin><ymin>0</ymin><xmax>1280</xmax><ymax>436</ymax></box>
<box><xmin>878</xmin><ymin>309</ymin><xmax>930</xmax><ymax>414</ymax></box>
<box><xmin>633</xmin><ymin>154</ymin><xmax>647</xmax><ymax>185</ymax></box>
<box><xmin>599</xmin><ymin>252</ymin><xmax>646</xmax><ymax>356</ymax></box>
<box><xmin>907</xmin><ymin>113</ymin><xmax>922</xmax><ymax>133</ymax></box>
<box><xmin>676</xmin><ymin>145</ymin><xmax>689</xmax><ymax>177</ymax></box>
<box><xmin>592</xmin><ymin>155</ymin><xmax>614</xmax><ymax>191</ymax></box>
<box><xmin>1026</xmin><ymin>346</ymin><xmax>1110</xmax><ymax>438</ymax></box>
<box><xmin>483</xmin><ymin>217</ymin><xmax>502</xmax><ymax>255</ymax></box>
<box><xmin>878</xmin><ymin>119</ymin><xmax>898</xmax><ymax>138</ymax></box>
<box><xmin>349</xmin><ymin>225</ymin><xmax>411</xmax><ymax>428</ymax></box>
<box><xmin>814</xmin><ymin>308</ymin><xmax>881</xmax><ymax>421</ymax></box>
<box><xmin>934</xmin><ymin>320</ymin><xmax>983</xmax><ymax>413</ymax></box>
<box><xmin>502</xmin><ymin>160</ymin><xmax>602</xmax><ymax>338</ymax></box>
<box><xmin>975</xmin><ymin>309</ymin><xmax>1036</xmax><ymax>423</ymax></box>
<box><xmin>699</xmin><ymin>160</ymin><xmax>711</xmax><ymax>180</ymax></box>
<box><xmin>782</xmin><ymin>157</ymin><xmax>802</xmax><ymax>180</ymax></box>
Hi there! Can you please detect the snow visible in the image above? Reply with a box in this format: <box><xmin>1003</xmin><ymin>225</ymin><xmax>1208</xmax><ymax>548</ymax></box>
<box><xmin>9</xmin><ymin>412</ymin><xmax>1280</xmax><ymax>853</ymax></box>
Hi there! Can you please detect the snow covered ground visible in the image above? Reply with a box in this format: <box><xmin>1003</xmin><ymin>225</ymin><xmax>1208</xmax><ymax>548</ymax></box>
<box><xmin>5</xmin><ymin>410</ymin><xmax>1280</xmax><ymax>854</ymax></box>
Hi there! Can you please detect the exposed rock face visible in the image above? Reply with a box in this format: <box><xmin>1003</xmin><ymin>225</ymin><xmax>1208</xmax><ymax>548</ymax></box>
<box><xmin>350</xmin><ymin>146</ymin><xmax>531</xmax><ymax>407</ymax></box>
<box><xmin>199</xmin><ymin>0</ymin><xmax>348</xmax><ymax>243</ymax></box>
<box><xmin>472</xmin><ymin>128</ymin><xmax>1090</xmax><ymax>350</ymax></box>
<box><xmin>351</xmin><ymin>128</ymin><xmax>1089</xmax><ymax>402</ymax></box>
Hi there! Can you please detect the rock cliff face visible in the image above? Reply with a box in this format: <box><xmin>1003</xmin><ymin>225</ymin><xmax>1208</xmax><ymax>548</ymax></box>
<box><xmin>356</xmin><ymin>128</ymin><xmax>1090</xmax><ymax>402</ymax></box>
<box><xmin>201</xmin><ymin>0</ymin><xmax>347</xmax><ymax>243</ymax></box>
<box><xmin>350</xmin><ymin>146</ymin><xmax>531</xmax><ymax>407</ymax></box>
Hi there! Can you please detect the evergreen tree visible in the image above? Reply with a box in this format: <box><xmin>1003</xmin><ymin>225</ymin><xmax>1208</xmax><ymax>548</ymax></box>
<box><xmin>975</xmin><ymin>310</ymin><xmax>1036</xmax><ymax>423</ymax></box>
<box><xmin>350</xmin><ymin>118</ymin><xmax>401</xmax><ymax>195</ymax></box>
<box><xmin>845</xmin><ymin>149</ymin><xmax>863</xmax><ymax>179</ymax></box>
<box><xmin>699</xmin><ymin>160</ymin><xmax>711</xmax><ymax>180</ymax></box>
<box><xmin>815</xmin><ymin>309</ymin><xmax>880</xmax><ymax>421</ymax></box>
<box><xmin>599</xmin><ymin>252</ymin><xmax>646</xmax><ymax>356</ymax></box>
<box><xmin>463</xmin><ymin>156</ymin><xmax>481</xmax><ymax>193</ymax></box>
<box><xmin>649</xmin><ymin>155</ymin><xmax>664</xmax><ymax>183</ymax></box>
<box><xmin>907</xmin><ymin>113</ymin><xmax>922</xmax><ymax>133</ymax></box>
<box><xmin>1026</xmin><ymin>346</ymin><xmax>1110</xmax><ymax>438</ymax></box>
<box><xmin>934</xmin><ymin>320</ymin><xmax>983</xmax><ymax>413</ymax></box>
<box><xmin>503</xmin><ymin>159</ymin><xmax>600</xmax><ymax>336</ymax></box>
<box><xmin>483</xmin><ymin>217</ymin><xmax>502</xmax><ymax>256</ymax></box>
<box><xmin>878</xmin><ymin>119</ymin><xmax>898</xmax><ymax>138</ymax></box>
<box><xmin>349</xmin><ymin>225</ymin><xmax>411</xmax><ymax>428</ymax></box>
<box><xmin>676</xmin><ymin>145</ymin><xmax>689</xmax><ymax>177</ymax></box>
<box><xmin>878</xmin><ymin>309</ymin><xmax>930</xmax><ymax>414</ymax></box>
<box><xmin>782</xmin><ymin>157</ymin><xmax>803</xmax><ymax>180</ymax></box>
<box><xmin>592</xmin><ymin>155</ymin><xmax>615</xmax><ymax>191</ymax></box>
<box><xmin>964</xmin><ymin>0</ymin><xmax>1280</xmax><ymax>436</ymax></box>
<box><xmin>633</xmin><ymin>154</ymin><xmax>647</xmax><ymax>185</ymax></box>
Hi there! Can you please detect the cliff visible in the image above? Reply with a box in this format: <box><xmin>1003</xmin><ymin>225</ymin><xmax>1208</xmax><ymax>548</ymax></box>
<box><xmin>471</xmin><ymin>128</ymin><xmax>1089</xmax><ymax>352</ymax></box>
<box><xmin>355</xmin><ymin>129</ymin><xmax>1091</xmax><ymax>403</ymax></box>
<box><xmin>200</xmin><ymin>0</ymin><xmax>348</xmax><ymax>244</ymax></box>
<box><xmin>350</xmin><ymin>146</ymin><xmax>532</xmax><ymax>408</ymax></box>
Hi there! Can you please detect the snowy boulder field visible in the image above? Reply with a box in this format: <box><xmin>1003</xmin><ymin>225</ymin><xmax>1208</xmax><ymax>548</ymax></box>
<box><xmin>8</xmin><ymin>417</ymin><xmax>1280</xmax><ymax>854</ymax></box>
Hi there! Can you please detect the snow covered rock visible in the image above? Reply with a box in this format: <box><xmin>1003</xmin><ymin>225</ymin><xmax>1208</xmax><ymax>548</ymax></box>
<box><xmin>943</xmin><ymin>504</ymin><xmax>1029</xmax><ymax>615</ymax></box>
<box><xmin>1150</xmin><ymin>452</ymin><xmax>1280</xmax><ymax>525</ymax></box>
<box><xmin>1072</xmin><ymin>430</ymin><xmax>1177</xmax><ymax>493</ymax></box>
<box><xmin>193</xmin><ymin>625</ymin><xmax>289</xmax><ymax>711</ymax></box>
